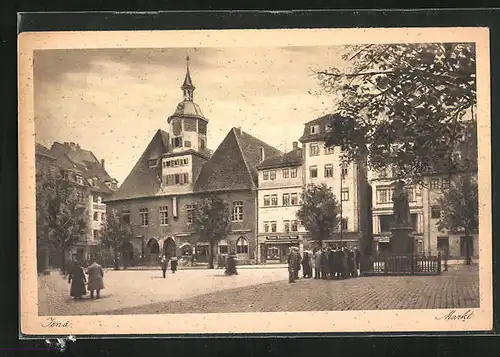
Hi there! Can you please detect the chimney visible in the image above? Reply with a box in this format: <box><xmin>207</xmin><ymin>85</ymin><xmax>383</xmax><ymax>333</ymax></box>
<box><xmin>237</xmin><ymin>126</ymin><xmax>242</xmax><ymax>135</ymax></box>
<box><xmin>292</xmin><ymin>141</ymin><xmax>298</xmax><ymax>150</ymax></box>
<box><xmin>101</xmin><ymin>159</ymin><xmax>105</xmax><ymax>169</ymax></box>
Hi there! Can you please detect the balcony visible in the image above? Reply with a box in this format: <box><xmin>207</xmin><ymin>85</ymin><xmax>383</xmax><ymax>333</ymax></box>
<box><xmin>92</xmin><ymin>203</ymin><xmax>106</xmax><ymax>211</ymax></box>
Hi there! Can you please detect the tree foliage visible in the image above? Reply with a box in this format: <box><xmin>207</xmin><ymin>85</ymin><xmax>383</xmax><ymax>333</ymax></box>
<box><xmin>437</xmin><ymin>173</ymin><xmax>478</xmax><ymax>236</ymax></box>
<box><xmin>192</xmin><ymin>195</ymin><xmax>232</xmax><ymax>269</ymax></box>
<box><xmin>100</xmin><ymin>209</ymin><xmax>134</xmax><ymax>270</ymax></box>
<box><xmin>36</xmin><ymin>167</ymin><xmax>88</xmax><ymax>272</ymax></box>
<box><xmin>296</xmin><ymin>183</ymin><xmax>340</xmax><ymax>245</ymax></box>
<box><xmin>317</xmin><ymin>43</ymin><xmax>477</xmax><ymax>182</ymax></box>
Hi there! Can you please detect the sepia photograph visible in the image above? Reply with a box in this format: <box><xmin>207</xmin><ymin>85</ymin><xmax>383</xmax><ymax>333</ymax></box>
<box><xmin>18</xmin><ymin>28</ymin><xmax>492</xmax><ymax>335</ymax></box>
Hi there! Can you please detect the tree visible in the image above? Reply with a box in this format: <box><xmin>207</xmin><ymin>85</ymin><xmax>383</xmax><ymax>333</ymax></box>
<box><xmin>296</xmin><ymin>183</ymin><xmax>340</xmax><ymax>247</ymax></box>
<box><xmin>100</xmin><ymin>209</ymin><xmax>134</xmax><ymax>270</ymax></box>
<box><xmin>437</xmin><ymin>173</ymin><xmax>478</xmax><ymax>263</ymax></box>
<box><xmin>37</xmin><ymin>169</ymin><xmax>88</xmax><ymax>273</ymax></box>
<box><xmin>316</xmin><ymin>43</ymin><xmax>477</xmax><ymax>183</ymax></box>
<box><xmin>192</xmin><ymin>196</ymin><xmax>231</xmax><ymax>269</ymax></box>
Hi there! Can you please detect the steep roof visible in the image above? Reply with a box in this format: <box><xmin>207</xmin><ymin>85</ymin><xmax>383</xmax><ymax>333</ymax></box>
<box><xmin>256</xmin><ymin>147</ymin><xmax>303</xmax><ymax>170</ymax></box>
<box><xmin>104</xmin><ymin>129</ymin><xmax>170</xmax><ymax>202</ymax></box>
<box><xmin>299</xmin><ymin>113</ymin><xmax>346</xmax><ymax>143</ymax></box>
<box><xmin>194</xmin><ymin>128</ymin><xmax>282</xmax><ymax>192</ymax></box>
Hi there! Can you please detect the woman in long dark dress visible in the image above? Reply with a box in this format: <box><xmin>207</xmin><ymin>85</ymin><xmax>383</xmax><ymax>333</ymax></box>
<box><xmin>68</xmin><ymin>261</ymin><xmax>87</xmax><ymax>299</ymax></box>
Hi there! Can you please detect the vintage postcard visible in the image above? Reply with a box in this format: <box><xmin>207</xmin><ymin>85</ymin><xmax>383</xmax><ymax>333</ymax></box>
<box><xmin>19</xmin><ymin>27</ymin><xmax>492</xmax><ymax>335</ymax></box>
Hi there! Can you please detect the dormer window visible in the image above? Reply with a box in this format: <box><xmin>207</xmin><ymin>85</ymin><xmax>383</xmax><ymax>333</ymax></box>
<box><xmin>75</xmin><ymin>175</ymin><xmax>84</xmax><ymax>185</ymax></box>
<box><xmin>326</xmin><ymin>124</ymin><xmax>333</xmax><ymax>133</ymax></box>
<box><xmin>149</xmin><ymin>159</ymin><xmax>157</xmax><ymax>168</ymax></box>
<box><xmin>310</xmin><ymin>125</ymin><xmax>319</xmax><ymax>134</ymax></box>
<box><xmin>60</xmin><ymin>170</ymin><xmax>69</xmax><ymax>180</ymax></box>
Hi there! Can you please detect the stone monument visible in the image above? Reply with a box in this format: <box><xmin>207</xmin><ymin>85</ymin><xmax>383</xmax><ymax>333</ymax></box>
<box><xmin>390</xmin><ymin>180</ymin><xmax>414</xmax><ymax>255</ymax></box>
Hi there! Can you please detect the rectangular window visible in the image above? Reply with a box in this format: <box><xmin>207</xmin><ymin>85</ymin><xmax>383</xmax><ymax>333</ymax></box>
<box><xmin>186</xmin><ymin>205</ymin><xmax>194</xmax><ymax>224</ymax></box>
<box><xmin>77</xmin><ymin>191</ymin><xmax>85</xmax><ymax>203</ymax></box>
<box><xmin>149</xmin><ymin>159</ymin><xmax>157</xmax><ymax>168</ymax></box>
<box><xmin>291</xmin><ymin>220</ymin><xmax>298</xmax><ymax>232</ymax></box>
<box><xmin>310</xmin><ymin>166</ymin><xmax>318</xmax><ymax>178</ymax></box>
<box><xmin>232</xmin><ymin>201</ymin><xmax>244</xmax><ymax>222</ymax></box>
<box><xmin>218</xmin><ymin>245</ymin><xmax>228</xmax><ymax>254</ymax></box>
<box><xmin>341</xmin><ymin>218</ymin><xmax>348</xmax><ymax>231</ymax></box>
<box><xmin>437</xmin><ymin>237</ymin><xmax>450</xmax><ymax>254</ymax></box>
<box><xmin>263</xmin><ymin>171</ymin><xmax>269</xmax><ymax>180</ymax></box>
<box><xmin>93</xmin><ymin>212</ymin><xmax>99</xmax><ymax>221</ymax></box>
<box><xmin>379</xmin><ymin>215</ymin><xmax>392</xmax><ymax>232</ymax></box>
<box><xmin>411</xmin><ymin>214</ymin><xmax>418</xmax><ymax>232</ymax></box>
<box><xmin>271</xmin><ymin>194</ymin><xmax>278</xmax><ymax>206</ymax></box>
<box><xmin>431</xmin><ymin>206</ymin><xmax>441</xmax><ymax>219</ymax></box>
<box><xmin>324</xmin><ymin>164</ymin><xmax>334</xmax><ymax>178</ymax></box>
<box><xmin>166</xmin><ymin>175</ymin><xmax>174</xmax><ymax>185</ymax></box>
<box><xmin>139</xmin><ymin>208</ymin><xmax>149</xmax><ymax>226</ymax></box>
<box><xmin>269</xmin><ymin>170</ymin><xmax>276</xmax><ymax>180</ymax></box>
<box><xmin>263</xmin><ymin>195</ymin><xmax>270</xmax><ymax>206</ymax></box>
<box><xmin>93</xmin><ymin>230</ymin><xmax>99</xmax><ymax>241</ymax></box>
<box><xmin>282</xmin><ymin>168</ymin><xmax>289</xmax><ymax>178</ymax></box>
<box><xmin>341</xmin><ymin>164</ymin><xmax>348</xmax><ymax>177</ymax></box>
<box><xmin>284</xmin><ymin>220</ymin><xmax>290</xmax><ymax>233</ymax></box>
<box><xmin>341</xmin><ymin>188</ymin><xmax>349</xmax><ymax>201</ymax></box>
<box><xmin>406</xmin><ymin>187</ymin><xmax>415</xmax><ymax>202</ymax></box>
<box><xmin>430</xmin><ymin>179</ymin><xmax>440</xmax><ymax>189</ymax></box>
<box><xmin>174</xmin><ymin>174</ymin><xmax>180</xmax><ymax>185</ymax></box>
<box><xmin>159</xmin><ymin>206</ymin><xmax>169</xmax><ymax>225</ymax></box>
<box><xmin>290</xmin><ymin>193</ymin><xmax>298</xmax><ymax>205</ymax></box>
<box><xmin>442</xmin><ymin>178</ymin><xmax>450</xmax><ymax>189</ymax></box>
<box><xmin>378</xmin><ymin>169</ymin><xmax>387</xmax><ymax>178</ymax></box>
<box><xmin>310</xmin><ymin>125</ymin><xmax>317</xmax><ymax>134</ymax></box>
<box><xmin>92</xmin><ymin>195</ymin><xmax>99</xmax><ymax>203</ymax></box>
<box><xmin>290</xmin><ymin>168</ymin><xmax>298</xmax><ymax>178</ymax></box>
<box><xmin>325</xmin><ymin>146</ymin><xmax>335</xmax><ymax>154</ymax></box>
<box><xmin>309</xmin><ymin>143</ymin><xmax>319</xmax><ymax>156</ymax></box>
<box><xmin>376</xmin><ymin>187</ymin><xmax>393</xmax><ymax>204</ymax></box>
<box><xmin>172</xmin><ymin>137</ymin><xmax>182</xmax><ymax>148</ymax></box>
<box><xmin>122</xmin><ymin>208</ymin><xmax>130</xmax><ymax>224</ymax></box>
<box><xmin>282</xmin><ymin>193</ymin><xmax>290</xmax><ymax>206</ymax></box>
<box><xmin>264</xmin><ymin>221</ymin><xmax>269</xmax><ymax>233</ymax></box>
<box><xmin>271</xmin><ymin>221</ymin><xmax>277</xmax><ymax>233</ymax></box>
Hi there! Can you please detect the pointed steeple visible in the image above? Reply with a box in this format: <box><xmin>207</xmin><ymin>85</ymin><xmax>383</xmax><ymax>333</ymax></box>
<box><xmin>181</xmin><ymin>55</ymin><xmax>195</xmax><ymax>101</ymax></box>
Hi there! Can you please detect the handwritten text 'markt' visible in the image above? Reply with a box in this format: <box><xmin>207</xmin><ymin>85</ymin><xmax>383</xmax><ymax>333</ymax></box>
<box><xmin>436</xmin><ymin>309</ymin><xmax>474</xmax><ymax>321</ymax></box>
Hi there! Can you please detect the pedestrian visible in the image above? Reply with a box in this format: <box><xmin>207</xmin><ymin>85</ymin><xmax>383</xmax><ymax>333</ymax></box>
<box><xmin>170</xmin><ymin>256</ymin><xmax>178</xmax><ymax>273</ymax></box>
<box><xmin>160</xmin><ymin>255</ymin><xmax>168</xmax><ymax>278</ymax></box>
<box><xmin>287</xmin><ymin>247</ymin><xmax>298</xmax><ymax>283</ymax></box>
<box><xmin>314</xmin><ymin>249</ymin><xmax>322</xmax><ymax>279</ymax></box>
<box><xmin>68</xmin><ymin>260</ymin><xmax>86</xmax><ymax>300</ymax></box>
<box><xmin>320</xmin><ymin>248</ymin><xmax>328</xmax><ymax>279</ymax></box>
<box><xmin>86</xmin><ymin>258</ymin><xmax>104</xmax><ymax>299</ymax></box>
<box><xmin>294</xmin><ymin>247</ymin><xmax>301</xmax><ymax>280</ymax></box>
<box><xmin>225</xmin><ymin>252</ymin><xmax>238</xmax><ymax>276</ymax></box>
<box><xmin>301</xmin><ymin>251</ymin><xmax>313</xmax><ymax>278</ymax></box>
<box><xmin>354</xmin><ymin>246</ymin><xmax>361</xmax><ymax>276</ymax></box>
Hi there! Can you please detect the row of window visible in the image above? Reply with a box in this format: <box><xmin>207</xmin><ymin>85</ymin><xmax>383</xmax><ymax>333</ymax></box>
<box><xmin>60</xmin><ymin>169</ymin><xmax>99</xmax><ymax>187</ymax></box>
<box><xmin>262</xmin><ymin>167</ymin><xmax>298</xmax><ymax>180</ymax></box>
<box><xmin>376</xmin><ymin>186</ymin><xmax>419</xmax><ymax>204</ymax></box>
<box><xmin>263</xmin><ymin>220</ymin><xmax>299</xmax><ymax>233</ymax></box>
<box><xmin>308</xmin><ymin>143</ymin><xmax>335</xmax><ymax>156</ymax></box>
<box><xmin>170</xmin><ymin>136</ymin><xmax>207</xmax><ymax>150</ymax></box>
<box><xmin>164</xmin><ymin>173</ymin><xmax>190</xmax><ymax>186</ymax></box>
<box><xmin>124</xmin><ymin>201</ymin><xmax>245</xmax><ymax>227</ymax></box>
<box><xmin>430</xmin><ymin>178</ymin><xmax>450</xmax><ymax>189</ymax></box>
<box><xmin>162</xmin><ymin>158</ymin><xmax>189</xmax><ymax>168</ymax></box>
<box><xmin>263</xmin><ymin>193</ymin><xmax>299</xmax><ymax>207</ymax></box>
<box><xmin>309</xmin><ymin>164</ymin><xmax>348</xmax><ymax>179</ymax></box>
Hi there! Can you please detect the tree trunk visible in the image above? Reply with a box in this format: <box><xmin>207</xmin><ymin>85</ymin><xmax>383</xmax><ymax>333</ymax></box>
<box><xmin>60</xmin><ymin>247</ymin><xmax>66</xmax><ymax>273</ymax></box>
<box><xmin>208</xmin><ymin>241</ymin><xmax>215</xmax><ymax>269</ymax></box>
<box><xmin>114</xmin><ymin>248</ymin><xmax>120</xmax><ymax>270</ymax></box>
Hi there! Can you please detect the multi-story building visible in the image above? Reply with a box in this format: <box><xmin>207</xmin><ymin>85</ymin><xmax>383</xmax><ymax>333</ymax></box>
<box><xmin>298</xmin><ymin>115</ymin><xmax>373</xmax><ymax>249</ymax></box>
<box><xmin>104</xmin><ymin>58</ymin><xmax>281</xmax><ymax>265</ymax></box>
<box><xmin>35</xmin><ymin>141</ymin><xmax>117</xmax><ymax>268</ymax></box>
<box><xmin>256</xmin><ymin>142</ymin><xmax>307</xmax><ymax>263</ymax></box>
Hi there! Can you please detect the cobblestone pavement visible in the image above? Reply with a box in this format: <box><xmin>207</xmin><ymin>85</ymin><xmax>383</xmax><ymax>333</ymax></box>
<box><xmin>38</xmin><ymin>267</ymin><xmax>287</xmax><ymax>316</ymax></box>
<box><xmin>38</xmin><ymin>265</ymin><xmax>479</xmax><ymax>316</ymax></box>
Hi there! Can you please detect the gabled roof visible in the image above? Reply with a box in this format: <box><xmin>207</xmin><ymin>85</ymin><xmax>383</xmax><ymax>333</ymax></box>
<box><xmin>104</xmin><ymin>129</ymin><xmax>170</xmax><ymax>202</ymax></box>
<box><xmin>194</xmin><ymin>128</ymin><xmax>282</xmax><ymax>192</ymax></box>
<box><xmin>256</xmin><ymin>147</ymin><xmax>303</xmax><ymax>170</ymax></box>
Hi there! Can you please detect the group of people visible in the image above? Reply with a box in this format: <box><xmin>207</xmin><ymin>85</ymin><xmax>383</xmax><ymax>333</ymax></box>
<box><xmin>68</xmin><ymin>258</ymin><xmax>105</xmax><ymax>300</ymax></box>
<box><xmin>287</xmin><ymin>245</ymin><xmax>361</xmax><ymax>283</ymax></box>
<box><xmin>160</xmin><ymin>255</ymin><xmax>179</xmax><ymax>278</ymax></box>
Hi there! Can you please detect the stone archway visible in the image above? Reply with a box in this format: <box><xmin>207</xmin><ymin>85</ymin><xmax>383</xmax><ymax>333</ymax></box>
<box><xmin>163</xmin><ymin>237</ymin><xmax>177</xmax><ymax>259</ymax></box>
<box><xmin>146</xmin><ymin>238</ymin><xmax>160</xmax><ymax>265</ymax></box>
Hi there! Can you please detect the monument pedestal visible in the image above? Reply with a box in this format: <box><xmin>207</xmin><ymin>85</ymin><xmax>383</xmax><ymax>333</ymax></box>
<box><xmin>390</xmin><ymin>226</ymin><xmax>414</xmax><ymax>255</ymax></box>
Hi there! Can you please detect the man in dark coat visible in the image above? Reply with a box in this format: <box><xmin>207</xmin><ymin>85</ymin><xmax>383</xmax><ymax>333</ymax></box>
<box><xmin>287</xmin><ymin>247</ymin><xmax>299</xmax><ymax>283</ymax></box>
<box><xmin>225</xmin><ymin>252</ymin><xmax>238</xmax><ymax>276</ymax></box>
<box><xmin>320</xmin><ymin>248</ymin><xmax>328</xmax><ymax>279</ymax></box>
<box><xmin>160</xmin><ymin>256</ymin><xmax>168</xmax><ymax>278</ymax></box>
<box><xmin>68</xmin><ymin>260</ymin><xmax>86</xmax><ymax>299</ymax></box>
<box><xmin>294</xmin><ymin>248</ymin><xmax>301</xmax><ymax>280</ymax></box>
<box><xmin>86</xmin><ymin>259</ymin><xmax>104</xmax><ymax>299</ymax></box>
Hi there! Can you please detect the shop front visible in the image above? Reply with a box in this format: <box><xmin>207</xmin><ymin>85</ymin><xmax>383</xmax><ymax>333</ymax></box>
<box><xmin>259</xmin><ymin>235</ymin><xmax>301</xmax><ymax>264</ymax></box>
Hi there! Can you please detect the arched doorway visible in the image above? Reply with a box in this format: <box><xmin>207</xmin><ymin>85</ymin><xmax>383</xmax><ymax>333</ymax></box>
<box><xmin>163</xmin><ymin>237</ymin><xmax>176</xmax><ymax>259</ymax></box>
<box><xmin>121</xmin><ymin>242</ymin><xmax>134</xmax><ymax>267</ymax></box>
<box><xmin>146</xmin><ymin>238</ymin><xmax>160</xmax><ymax>265</ymax></box>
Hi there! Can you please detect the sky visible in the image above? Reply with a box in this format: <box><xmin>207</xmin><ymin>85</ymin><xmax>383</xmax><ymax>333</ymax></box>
<box><xmin>34</xmin><ymin>46</ymin><xmax>350</xmax><ymax>184</ymax></box>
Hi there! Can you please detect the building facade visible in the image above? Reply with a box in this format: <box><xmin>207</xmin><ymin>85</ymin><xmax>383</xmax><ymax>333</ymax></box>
<box><xmin>256</xmin><ymin>142</ymin><xmax>307</xmax><ymax>263</ymax></box>
<box><xmin>104</xmin><ymin>58</ymin><xmax>282</xmax><ymax>266</ymax></box>
<box><xmin>35</xmin><ymin>141</ymin><xmax>117</xmax><ymax>268</ymax></box>
<box><xmin>299</xmin><ymin>116</ymin><xmax>372</xmax><ymax>249</ymax></box>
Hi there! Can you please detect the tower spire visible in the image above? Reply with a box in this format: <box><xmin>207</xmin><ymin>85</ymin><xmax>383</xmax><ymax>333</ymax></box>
<box><xmin>181</xmin><ymin>55</ymin><xmax>195</xmax><ymax>101</ymax></box>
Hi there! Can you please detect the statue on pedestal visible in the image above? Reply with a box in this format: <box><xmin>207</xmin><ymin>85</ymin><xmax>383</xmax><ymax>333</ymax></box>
<box><xmin>392</xmin><ymin>180</ymin><xmax>411</xmax><ymax>227</ymax></box>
